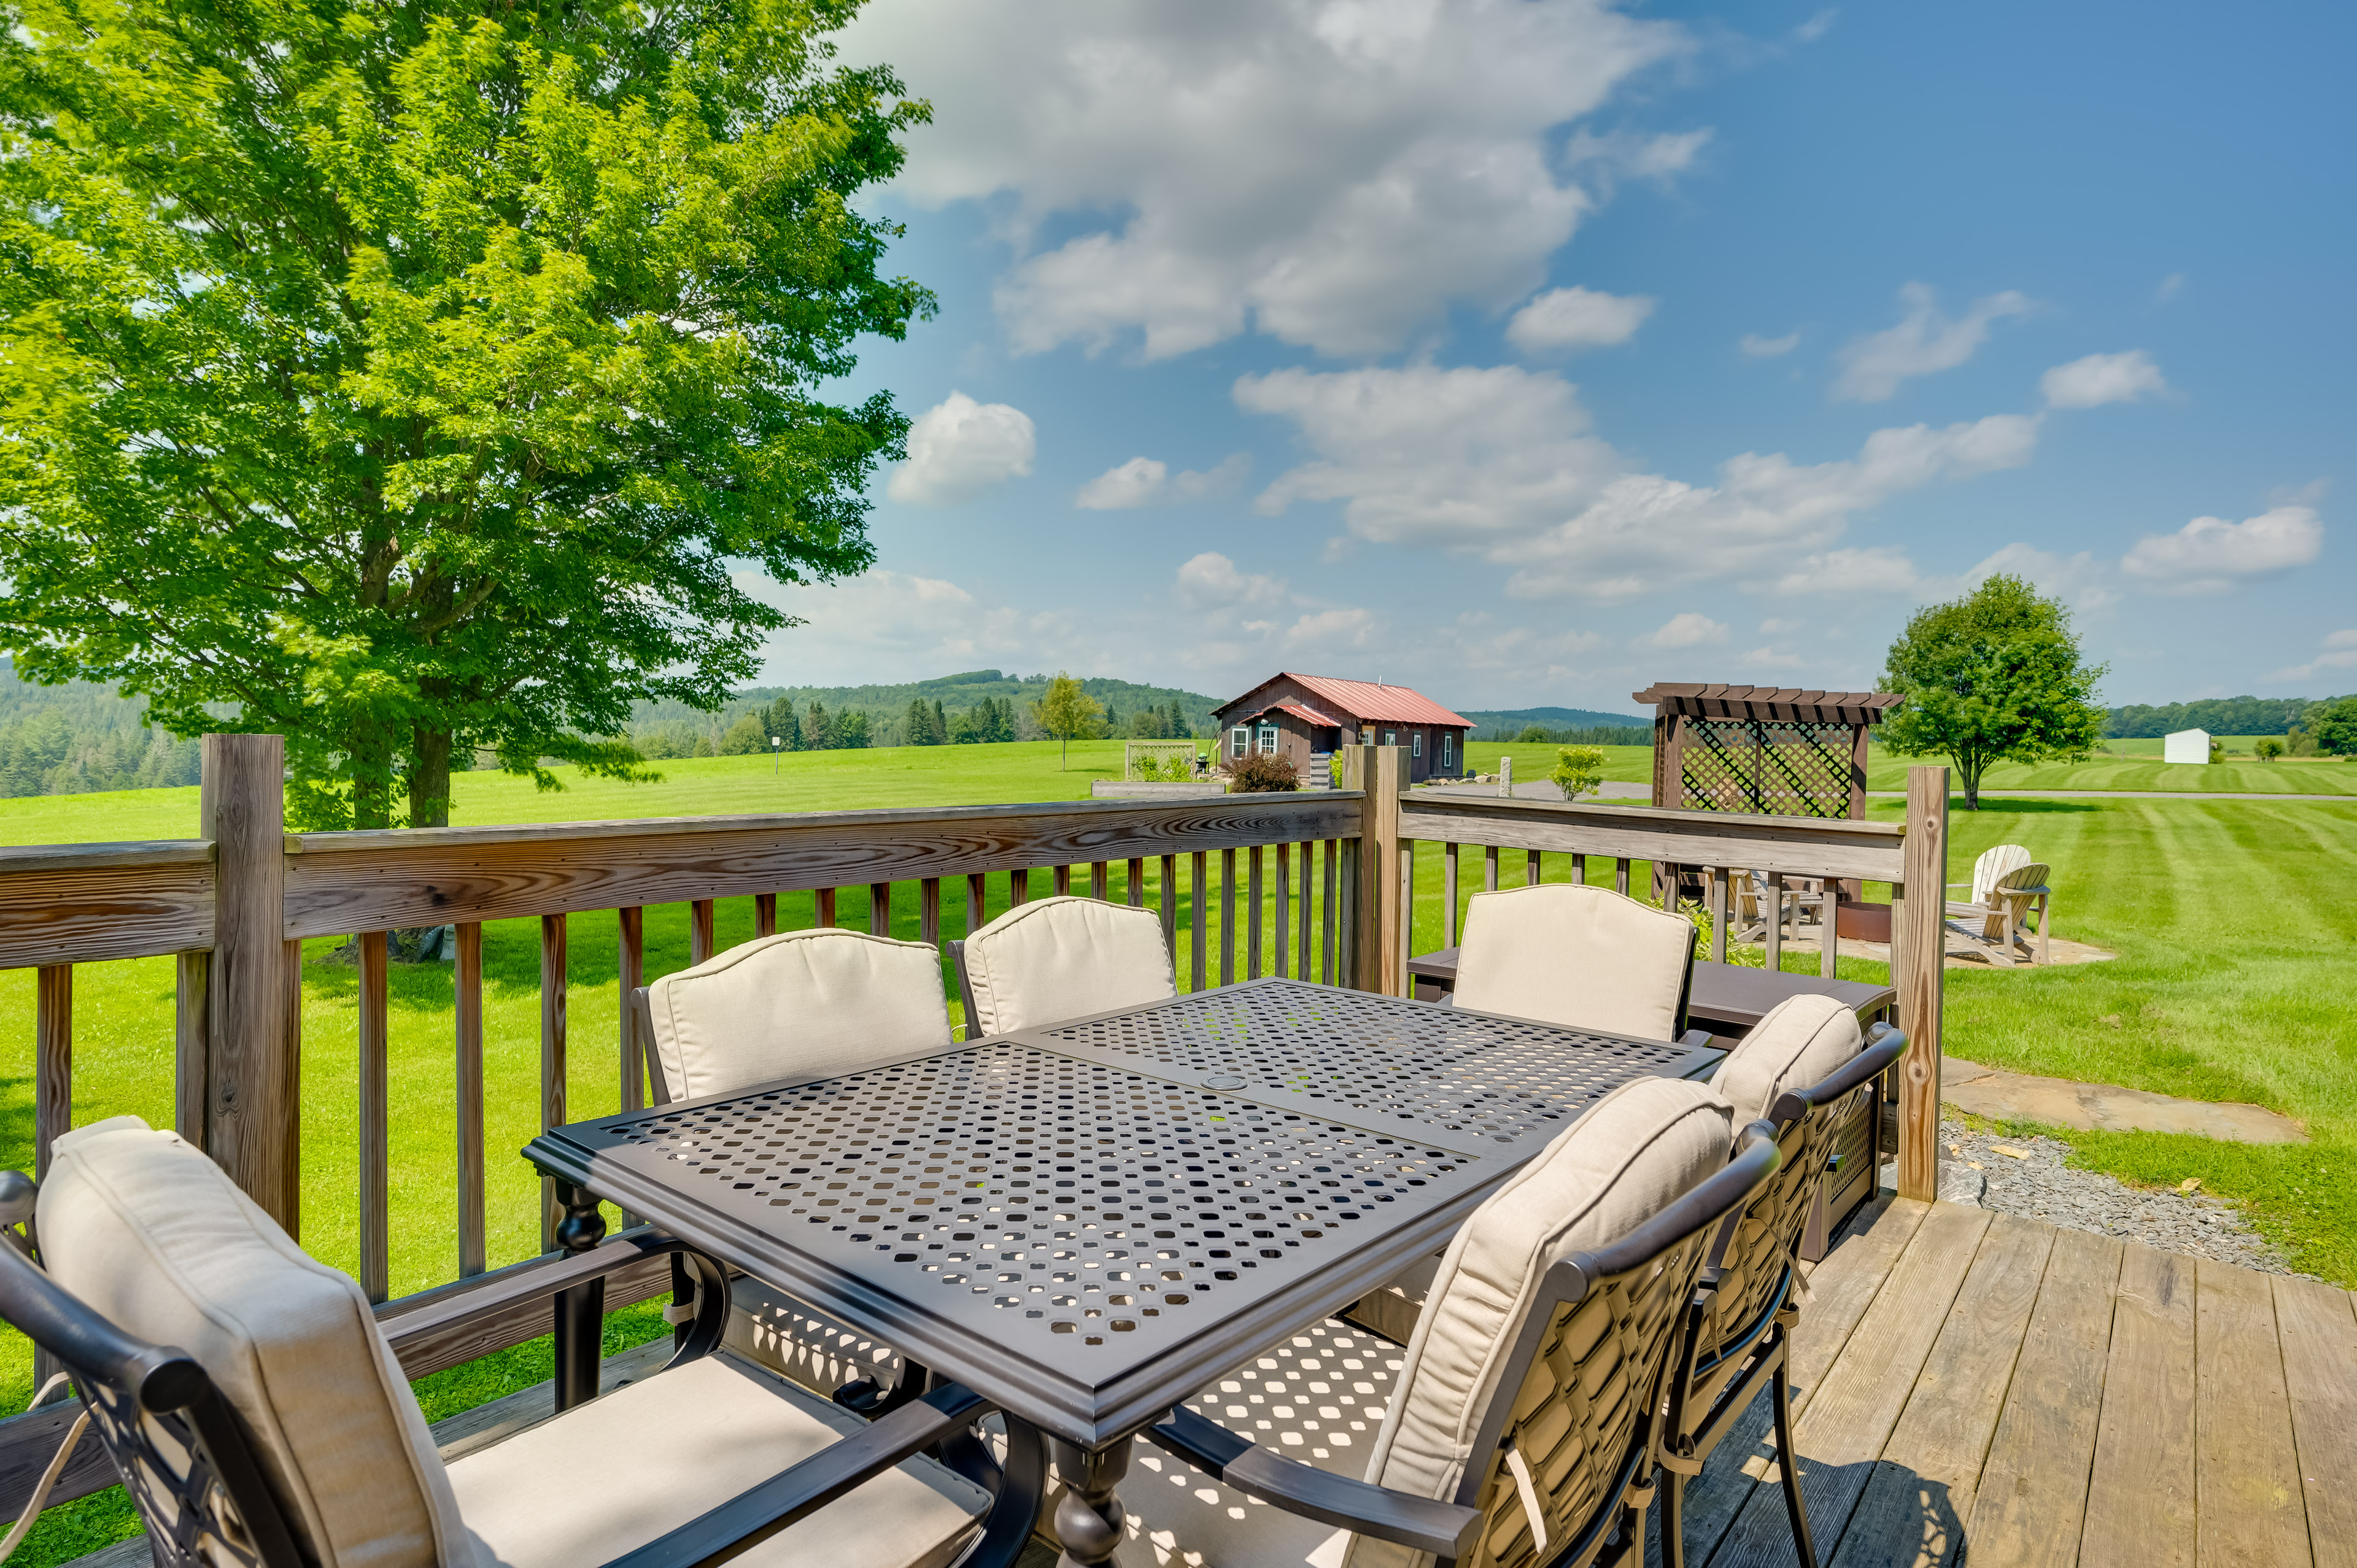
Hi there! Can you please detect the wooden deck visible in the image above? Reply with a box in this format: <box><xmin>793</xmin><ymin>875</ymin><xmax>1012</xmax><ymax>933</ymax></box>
<box><xmin>1676</xmin><ymin>1197</ymin><xmax>2357</xmax><ymax>1568</ymax></box>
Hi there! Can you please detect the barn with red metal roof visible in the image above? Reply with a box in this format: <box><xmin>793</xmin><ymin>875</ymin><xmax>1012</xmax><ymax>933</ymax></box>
<box><xmin>1210</xmin><ymin>672</ymin><xmax>1473</xmax><ymax>782</ymax></box>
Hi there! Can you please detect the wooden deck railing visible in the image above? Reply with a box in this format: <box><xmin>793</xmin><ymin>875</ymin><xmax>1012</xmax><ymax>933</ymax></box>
<box><xmin>0</xmin><ymin>734</ymin><xmax>1951</xmax><ymax>1516</ymax></box>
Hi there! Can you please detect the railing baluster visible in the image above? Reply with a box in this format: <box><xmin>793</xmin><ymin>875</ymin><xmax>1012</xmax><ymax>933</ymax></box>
<box><xmin>282</xmin><ymin>938</ymin><xmax>302</xmax><ymax>1239</ymax></box>
<box><xmin>1247</xmin><ymin>846</ymin><xmax>1263</xmax><ymax>981</ymax></box>
<box><xmin>869</xmin><ymin>881</ymin><xmax>891</xmax><ymax>936</ymax></box>
<box><xmin>1274</xmin><ymin>844</ymin><xmax>1290</xmax><ymax>979</ymax></box>
<box><xmin>1442</xmin><ymin>842</ymin><xmax>1458</xmax><ymax>947</ymax></box>
<box><xmin>1400</xmin><ymin>840</ymin><xmax>1415</xmax><ymax>990</ymax></box>
<box><xmin>1615</xmin><ymin>857</ymin><xmax>1630</xmax><ymax>896</ymax></box>
<box><xmin>1708</xmin><ymin>867</ymin><xmax>1729</xmax><ymax>964</ymax></box>
<box><xmin>1220</xmin><ymin>848</ymin><xmax>1236</xmax><ymax>986</ymax></box>
<box><xmin>966</xmin><ymin>873</ymin><xmax>987</xmax><ymax>935</ymax></box>
<box><xmin>1322</xmin><ymin>840</ymin><xmax>1337</xmax><ymax>985</ymax></box>
<box><xmin>34</xmin><ymin>962</ymin><xmax>69</xmax><ymax>1392</ymax></box>
<box><xmin>689</xmin><ymin>898</ymin><xmax>714</xmax><ymax>965</ymax></box>
<box><xmin>1191</xmin><ymin>851</ymin><xmax>1208</xmax><ymax>992</ymax></box>
<box><xmin>1054</xmin><ymin>864</ymin><xmax>1073</xmax><ymax>897</ymax></box>
<box><xmin>1126</xmin><ymin>857</ymin><xmax>1144</xmax><ymax>908</ymax></box>
<box><xmin>358</xmin><ymin>932</ymin><xmax>389</xmax><ymax>1304</ymax></box>
<box><xmin>1484</xmin><ymin>844</ymin><xmax>1499</xmax><ymax>891</ymax></box>
<box><xmin>617</xmin><ymin>906</ymin><xmax>644</xmax><ymax>1112</ymax></box>
<box><xmin>1159</xmin><ymin>854</ymin><xmax>1178</xmax><ymax>954</ymax></box>
<box><xmin>1821</xmin><ymin>879</ymin><xmax>1841</xmax><ymax>979</ymax></box>
<box><xmin>1571</xmin><ymin>852</ymin><xmax>1586</xmax><ymax>886</ymax></box>
<box><xmin>1091</xmin><ymin>861</ymin><xmax>1109</xmax><ymax>900</ymax></box>
<box><xmin>540</xmin><ymin>913</ymin><xmax>568</xmax><ymax>1253</ymax></box>
<box><xmin>817</xmin><ymin>887</ymin><xmax>837</xmax><ymax>927</ymax></box>
<box><xmin>1009</xmin><ymin>867</ymin><xmax>1029</xmax><ymax>908</ymax></box>
<box><xmin>921</xmin><ymin>878</ymin><xmax>942</xmax><ymax>951</ymax></box>
<box><xmin>1765</xmin><ymin>872</ymin><xmax>1784</xmax><ymax>971</ymax></box>
<box><xmin>754</xmin><ymin>892</ymin><xmax>778</xmax><ymax>938</ymax></box>
<box><xmin>455</xmin><ymin>922</ymin><xmax>486</xmax><ymax>1278</ymax></box>
<box><xmin>1296</xmin><ymin>841</ymin><xmax>1312</xmax><ymax>978</ymax></box>
<box><xmin>174</xmin><ymin>952</ymin><xmax>209</xmax><ymax>1148</ymax></box>
<box><xmin>1526</xmin><ymin>848</ymin><xmax>1541</xmax><ymax>887</ymax></box>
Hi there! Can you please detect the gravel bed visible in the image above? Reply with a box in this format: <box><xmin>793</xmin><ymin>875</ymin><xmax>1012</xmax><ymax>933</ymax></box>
<box><xmin>1934</xmin><ymin>1117</ymin><xmax>2310</xmax><ymax>1277</ymax></box>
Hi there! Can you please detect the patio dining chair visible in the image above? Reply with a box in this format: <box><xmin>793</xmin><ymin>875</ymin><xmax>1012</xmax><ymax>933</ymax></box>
<box><xmin>1656</xmin><ymin>997</ymin><xmax>1908</xmax><ymax>1568</ymax></box>
<box><xmin>1</xmin><ymin>1118</ymin><xmax>1046</xmax><ymax>1568</ymax></box>
<box><xmin>1450</xmin><ymin>882</ymin><xmax>1705</xmax><ymax>1045</ymax></box>
<box><xmin>1091</xmin><ymin>1078</ymin><xmax>1780</xmax><ymax>1568</ymax></box>
<box><xmin>630</xmin><ymin>927</ymin><xmax>963</xmax><ymax>1419</ymax></box>
<box><xmin>948</xmin><ymin>894</ymin><xmax>1177</xmax><ymax>1038</ymax></box>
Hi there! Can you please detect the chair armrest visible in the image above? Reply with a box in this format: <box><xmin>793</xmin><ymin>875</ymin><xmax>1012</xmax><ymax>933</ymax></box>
<box><xmin>598</xmin><ymin>1383</ymin><xmax>999</xmax><ymax>1568</ymax></box>
<box><xmin>1147</xmin><ymin>1407</ymin><xmax>1481</xmax><ymax>1559</ymax></box>
<box><xmin>1678</xmin><ymin>1028</ymin><xmax>1715</xmax><ymax>1052</ymax></box>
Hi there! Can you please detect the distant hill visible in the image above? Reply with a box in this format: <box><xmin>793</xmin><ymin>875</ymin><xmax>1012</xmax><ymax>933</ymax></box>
<box><xmin>627</xmin><ymin>670</ymin><xmax>1227</xmax><ymax>753</ymax></box>
<box><xmin>2104</xmin><ymin>695</ymin><xmax>2348</xmax><ymax>738</ymax></box>
<box><xmin>1461</xmin><ymin>705</ymin><xmax>1651</xmax><ymax>743</ymax></box>
<box><xmin>0</xmin><ymin>658</ymin><xmax>205</xmax><ymax>798</ymax></box>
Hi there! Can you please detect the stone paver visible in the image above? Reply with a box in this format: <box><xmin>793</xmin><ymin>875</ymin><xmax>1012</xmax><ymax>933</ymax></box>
<box><xmin>1941</xmin><ymin>1054</ymin><xmax>2305</xmax><ymax>1143</ymax></box>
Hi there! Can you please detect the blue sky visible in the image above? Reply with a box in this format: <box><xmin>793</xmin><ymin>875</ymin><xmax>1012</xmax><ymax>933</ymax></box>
<box><xmin>745</xmin><ymin>0</ymin><xmax>2353</xmax><ymax>713</ymax></box>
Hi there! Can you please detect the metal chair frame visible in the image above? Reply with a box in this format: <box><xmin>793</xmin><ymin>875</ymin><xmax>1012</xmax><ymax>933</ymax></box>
<box><xmin>0</xmin><ymin>1170</ymin><xmax>1046</xmax><ymax>1568</ymax></box>
<box><xmin>1656</xmin><ymin>1024</ymin><xmax>1910</xmax><ymax>1568</ymax></box>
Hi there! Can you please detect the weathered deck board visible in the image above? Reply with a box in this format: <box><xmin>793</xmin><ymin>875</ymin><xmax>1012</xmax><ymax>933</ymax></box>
<box><xmin>1687</xmin><ymin>1202</ymin><xmax>2354</xmax><ymax>1568</ymax></box>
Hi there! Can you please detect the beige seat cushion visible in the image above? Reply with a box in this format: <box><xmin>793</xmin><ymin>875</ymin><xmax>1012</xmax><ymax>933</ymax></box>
<box><xmin>646</xmin><ymin>929</ymin><xmax>952</xmax><ymax>1102</ymax></box>
<box><xmin>37</xmin><ymin>1117</ymin><xmax>471</xmax><ymax>1568</ymax></box>
<box><xmin>1361</xmin><ymin>1078</ymin><xmax>1733</xmax><ymax>1524</ymax></box>
<box><xmin>1709</xmin><ymin>994</ymin><xmax>1864</xmax><ymax>1122</ymax></box>
<box><xmin>962</xmin><ymin>895</ymin><xmax>1177</xmax><ymax>1036</ymax></box>
<box><xmin>1452</xmin><ymin>884</ymin><xmax>1693</xmax><ymax>1041</ymax></box>
<box><xmin>450</xmin><ymin>1351</ymin><xmax>988</xmax><ymax>1568</ymax></box>
<box><xmin>1103</xmin><ymin>1319</ymin><xmax>1403</xmax><ymax>1568</ymax></box>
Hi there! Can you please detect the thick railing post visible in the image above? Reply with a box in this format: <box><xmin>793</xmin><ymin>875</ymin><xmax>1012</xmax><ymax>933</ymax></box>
<box><xmin>1894</xmin><ymin>765</ymin><xmax>1948</xmax><ymax>1202</ymax></box>
<box><xmin>199</xmin><ymin>734</ymin><xmax>295</xmax><ymax>1233</ymax></box>
<box><xmin>1346</xmin><ymin>744</ymin><xmax>1404</xmax><ymax>995</ymax></box>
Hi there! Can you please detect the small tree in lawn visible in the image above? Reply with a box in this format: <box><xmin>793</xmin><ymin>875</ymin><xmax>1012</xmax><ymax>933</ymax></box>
<box><xmin>1035</xmin><ymin>672</ymin><xmax>1102</xmax><ymax>770</ymax></box>
<box><xmin>2255</xmin><ymin>738</ymin><xmax>2285</xmax><ymax>762</ymax></box>
<box><xmin>1550</xmin><ymin>745</ymin><xmax>1608</xmax><ymax>800</ymax></box>
<box><xmin>2312</xmin><ymin>696</ymin><xmax>2357</xmax><ymax>756</ymax></box>
<box><xmin>1878</xmin><ymin>574</ymin><xmax>2108</xmax><ymax>809</ymax></box>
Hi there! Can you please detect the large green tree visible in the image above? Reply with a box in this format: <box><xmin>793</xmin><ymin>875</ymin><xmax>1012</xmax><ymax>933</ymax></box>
<box><xmin>0</xmin><ymin>0</ymin><xmax>931</xmax><ymax>827</ymax></box>
<box><xmin>1878</xmin><ymin>573</ymin><xmax>2108</xmax><ymax>808</ymax></box>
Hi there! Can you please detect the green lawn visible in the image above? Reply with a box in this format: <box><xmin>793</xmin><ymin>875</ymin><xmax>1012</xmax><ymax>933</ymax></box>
<box><xmin>2</xmin><ymin>736</ymin><xmax>2353</xmax><ymax>1564</ymax></box>
<box><xmin>1862</xmin><ymin>743</ymin><xmax>2355</xmax><ymax>795</ymax></box>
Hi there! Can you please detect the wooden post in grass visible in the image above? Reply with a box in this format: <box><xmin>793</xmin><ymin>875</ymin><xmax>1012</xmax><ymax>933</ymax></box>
<box><xmin>1344</xmin><ymin>744</ymin><xmax>1406</xmax><ymax>996</ymax></box>
<box><xmin>1894</xmin><ymin>764</ymin><xmax>1949</xmax><ymax>1202</ymax></box>
<box><xmin>199</xmin><ymin>734</ymin><xmax>296</xmax><ymax>1234</ymax></box>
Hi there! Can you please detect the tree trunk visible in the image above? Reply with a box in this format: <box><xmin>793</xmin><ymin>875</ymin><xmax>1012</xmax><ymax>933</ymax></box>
<box><xmin>1958</xmin><ymin>754</ymin><xmax>1983</xmax><ymax>811</ymax></box>
<box><xmin>409</xmin><ymin>727</ymin><xmax>454</xmax><ymax>829</ymax></box>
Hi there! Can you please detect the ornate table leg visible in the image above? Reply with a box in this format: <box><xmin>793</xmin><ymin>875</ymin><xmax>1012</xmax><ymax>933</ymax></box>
<box><xmin>1051</xmin><ymin>1436</ymin><xmax>1131</xmax><ymax>1568</ymax></box>
<box><xmin>552</xmin><ymin>1182</ymin><xmax>607</xmax><ymax>1413</ymax></box>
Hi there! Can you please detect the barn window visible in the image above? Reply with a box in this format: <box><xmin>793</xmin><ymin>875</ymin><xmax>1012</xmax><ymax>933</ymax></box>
<box><xmin>1382</xmin><ymin>729</ymin><xmax>1397</xmax><ymax>747</ymax></box>
<box><xmin>1412</xmin><ymin>731</ymin><xmax>1423</xmax><ymax>757</ymax></box>
<box><xmin>1442</xmin><ymin>733</ymin><xmax>1455</xmax><ymax>768</ymax></box>
<box><xmin>1257</xmin><ymin>722</ymin><xmax>1279</xmax><ymax>754</ymax></box>
<box><xmin>1229</xmin><ymin>726</ymin><xmax>1249</xmax><ymax>759</ymax></box>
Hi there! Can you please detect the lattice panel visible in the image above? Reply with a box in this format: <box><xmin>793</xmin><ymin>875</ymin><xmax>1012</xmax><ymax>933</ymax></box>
<box><xmin>582</xmin><ymin>1043</ymin><xmax>1485</xmax><ymax>1361</ymax></box>
<box><xmin>1680</xmin><ymin>717</ymin><xmax>1854</xmax><ymax>819</ymax></box>
<box><xmin>1032</xmin><ymin>981</ymin><xmax>1711</xmax><ymax>1148</ymax></box>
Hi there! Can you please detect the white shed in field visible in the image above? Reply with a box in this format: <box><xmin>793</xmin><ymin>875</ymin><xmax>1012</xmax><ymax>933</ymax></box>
<box><xmin>2163</xmin><ymin>728</ymin><xmax>2211</xmax><ymax>764</ymax></box>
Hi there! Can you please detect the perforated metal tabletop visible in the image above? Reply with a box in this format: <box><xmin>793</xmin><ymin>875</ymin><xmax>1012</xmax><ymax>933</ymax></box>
<box><xmin>525</xmin><ymin>978</ymin><xmax>1720</xmax><ymax>1447</ymax></box>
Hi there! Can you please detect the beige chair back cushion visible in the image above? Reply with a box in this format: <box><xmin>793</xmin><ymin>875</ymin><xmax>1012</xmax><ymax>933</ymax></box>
<box><xmin>1356</xmin><ymin>1078</ymin><xmax>1734</xmax><ymax>1537</ymax></box>
<box><xmin>38</xmin><ymin>1117</ymin><xmax>470</xmax><ymax>1568</ymax></box>
<box><xmin>646</xmin><ymin>929</ymin><xmax>953</xmax><ymax>1102</ymax></box>
<box><xmin>1708</xmin><ymin>994</ymin><xmax>1863</xmax><ymax>1122</ymax></box>
<box><xmin>961</xmin><ymin>895</ymin><xmax>1176</xmax><ymax>1036</ymax></box>
<box><xmin>1451</xmin><ymin>883</ymin><xmax>1693</xmax><ymax>1041</ymax></box>
<box><xmin>1971</xmin><ymin>843</ymin><xmax>2033</xmax><ymax>904</ymax></box>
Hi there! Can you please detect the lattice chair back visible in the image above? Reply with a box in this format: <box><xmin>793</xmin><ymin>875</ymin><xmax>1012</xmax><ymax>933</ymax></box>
<box><xmin>1970</xmin><ymin>843</ymin><xmax>2034</xmax><ymax>905</ymax></box>
<box><xmin>1452</xmin><ymin>883</ymin><xmax>1697</xmax><ymax>1043</ymax></box>
<box><xmin>956</xmin><ymin>894</ymin><xmax>1177</xmax><ymax>1037</ymax></box>
<box><xmin>1</xmin><ymin>1119</ymin><xmax>478</xmax><ymax>1568</ymax></box>
<box><xmin>1350</xmin><ymin>1078</ymin><xmax>1775</xmax><ymax>1568</ymax></box>
<box><xmin>634</xmin><ymin>927</ymin><xmax>953</xmax><ymax>1103</ymax></box>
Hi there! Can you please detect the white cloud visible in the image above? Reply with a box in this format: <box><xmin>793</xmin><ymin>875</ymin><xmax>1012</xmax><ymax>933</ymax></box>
<box><xmin>2266</xmin><ymin>628</ymin><xmax>2357</xmax><ymax>684</ymax></box>
<box><xmin>1174</xmin><ymin>552</ymin><xmax>1288</xmax><ymax>612</ymax></box>
<box><xmin>1794</xmin><ymin>9</ymin><xmax>1837</xmax><ymax>42</ymax></box>
<box><xmin>1639</xmin><ymin>612</ymin><xmax>1728</xmax><ymax>648</ymax></box>
<box><xmin>1506</xmin><ymin>286</ymin><xmax>1655</xmax><ymax>353</ymax></box>
<box><xmin>1561</xmin><ymin>126</ymin><xmax>1713</xmax><ymax>194</ymax></box>
<box><xmin>2155</xmin><ymin>272</ymin><xmax>2186</xmax><ymax>303</ymax></box>
<box><xmin>1237</xmin><ymin>361</ymin><xmax>2042</xmax><ymax>601</ymax></box>
<box><xmin>2041</xmin><ymin>350</ymin><xmax>2167</xmax><ymax>409</ymax></box>
<box><xmin>1740</xmin><ymin>331</ymin><xmax>1800</xmax><ymax>357</ymax></box>
<box><xmin>884</xmin><ymin>392</ymin><xmax>1036</xmax><ymax>505</ymax></box>
<box><xmin>1832</xmin><ymin>283</ymin><xmax>2032</xmax><ymax>403</ymax></box>
<box><xmin>1075</xmin><ymin>453</ymin><xmax>1252</xmax><ymax>509</ymax></box>
<box><xmin>840</xmin><ymin>0</ymin><xmax>1689</xmax><ymax>360</ymax></box>
<box><xmin>2122</xmin><ymin>505</ymin><xmax>2325</xmax><ymax>593</ymax></box>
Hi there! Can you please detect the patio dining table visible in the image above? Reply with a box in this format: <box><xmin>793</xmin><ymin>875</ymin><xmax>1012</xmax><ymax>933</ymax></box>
<box><xmin>524</xmin><ymin>976</ymin><xmax>1722</xmax><ymax>1567</ymax></box>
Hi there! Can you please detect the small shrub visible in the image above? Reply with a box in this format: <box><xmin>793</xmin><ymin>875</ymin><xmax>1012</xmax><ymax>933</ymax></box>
<box><xmin>1228</xmin><ymin>752</ymin><xmax>1299</xmax><ymax>792</ymax></box>
<box><xmin>2208</xmin><ymin>738</ymin><xmax>2225</xmax><ymax>764</ymax></box>
<box><xmin>1550</xmin><ymin>744</ymin><xmax>1607</xmax><ymax>800</ymax></box>
<box><xmin>2256</xmin><ymin>738</ymin><xmax>2285</xmax><ymax>763</ymax></box>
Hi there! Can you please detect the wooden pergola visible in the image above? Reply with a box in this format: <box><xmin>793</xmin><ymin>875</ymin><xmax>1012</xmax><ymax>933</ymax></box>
<box><xmin>1635</xmin><ymin>683</ymin><xmax>1902</xmax><ymax>821</ymax></box>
